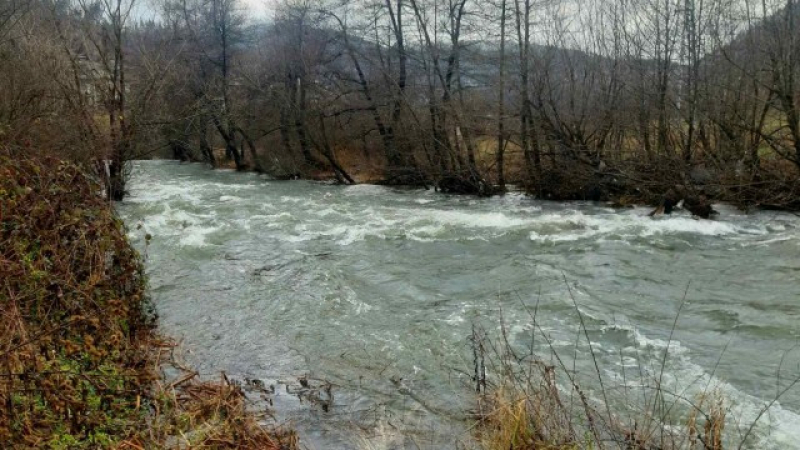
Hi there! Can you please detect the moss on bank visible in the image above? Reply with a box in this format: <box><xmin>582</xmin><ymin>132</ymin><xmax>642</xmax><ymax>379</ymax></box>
<box><xmin>0</xmin><ymin>155</ymin><xmax>296</xmax><ymax>449</ymax></box>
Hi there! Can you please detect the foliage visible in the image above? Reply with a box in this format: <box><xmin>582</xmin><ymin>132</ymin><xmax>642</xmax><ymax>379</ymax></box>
<box><xmin>0</xmin><ymin>153</ymin><xmax>154</xmax><ymax>447</ymax></box>
<box><xmin>0</xmin><ymin>154</ymin><xmax>296</xmax><ymax>449</ymax></box>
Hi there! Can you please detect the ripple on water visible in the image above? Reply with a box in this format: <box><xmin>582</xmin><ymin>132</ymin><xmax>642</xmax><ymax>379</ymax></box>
<box><xmin>118</xmin><ymin>161</ymin><xmax>800</xmax><ymax>450</ymax></box>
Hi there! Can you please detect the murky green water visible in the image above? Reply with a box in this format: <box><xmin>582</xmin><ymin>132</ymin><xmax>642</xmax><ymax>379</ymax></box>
<box><xmin>118</xmin><ymin>161</ymin><xmax>800</xmax><ymax>449</ymax></box>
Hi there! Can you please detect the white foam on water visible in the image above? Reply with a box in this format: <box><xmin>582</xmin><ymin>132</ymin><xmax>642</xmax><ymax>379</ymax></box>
<box><xmin>342</xmin><ymin>288</ymin><xmax>374</xmax><ymax>314</ymax></box>
<box><xmin>129</xmin><ymin>204</ymin><xmax>224</xmax><ymax>247</ymax></box>
<box><xmin>178</xmin><ymin>225</ymin><xmax>220</xmax><ymax>246</ymax></box>
<box><xmin>157</xmin><ymin>195</ymin><xmax>789</xmax><ymax>251</ymax></box>
<box><xmin>528</xmin><ymin>210</ymin><xmax>757</xmax><ymax>243</ymax></box>
<box><xmin>599</xmin><ymin>323</ymin><xmax>800</xmax><ymax>449</ymax></box>
<box><xmin>407</xmin><ymin>224</ymin><xmax>447</xmax><ymax>241</ymax></box>
<box><xmin>278</xmin><ymin>233</ymin><xmax>316</xmax><ymax>243</ymax></box>
<box><xmin>415</xmin><ymin>209</ymin><xmax>538</xmax><ymax>229</ymax></box>
<box><xmin>337</xmin><ymin>226</ymin><xmax>379</xmax><ymax>246</ymax></box>
<box><xmin>506</xmin><ymin>301</ymin><xmax>800</xmax><ymax>450</ymax></box>
<box><xmin>342</xmin><ymin>184</ymin><xmax>391</xmax><ymax>196</ymax></box>
<box><xmin>442</xmin><ymin>311</ymin><xmax>465</xmax><ymax>325</ymax></box>
<box><xmin>254</xmin><ymin>193</ymin><xmax>788</xmax><ymax>247</ymax></box>
<box><xmin>314</xmin><ymin>207</ymin><xmax>340</xmax><ymax>217</ymax></box>
<box><xmin>739</xmin><ymin>236</ymin><xmax>795</xmax><ymax>247</ymax></box>
<box><xmin>198</xmin><ymin>181</ymin><xmax>259</xmax><ymax>191</ymax></box>
<box><xmin>127</xmin><ymin>181</ymin><xmax>204</xmax><ymax>205</ymax></box>
<box><xmin>268</xmin><ymin>203</ymin><xmax>774</xmax><ymax>246</ymax></box>
<box><xmin>279</xmin><ymin>195</ymin><xmax>306</xmax><ymax>204</ymax></box>
<box><xmin>309</xmin><ymin>207</ymin><xmax>534</xmax><ymax>245</ymax></box>
<box><xmin>629</xmin><ymin>327</ymin><xmax>687</xmax><ymax>356</ymax></box>
<box><xmin>661</xmin><ymin>360</ymin><xmax>800</xmax><ymax>449</ymax></box>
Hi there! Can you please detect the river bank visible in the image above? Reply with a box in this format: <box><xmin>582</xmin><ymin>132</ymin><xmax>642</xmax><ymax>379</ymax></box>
<box><xmin>0</xmin><ymin>156</ymin><xmax>296</xmax><ymax>449</ymax></box>
<box><xmin>194</xmin><ymin>150</ymin><xmax>800</xmax><ymax>215</ymax></box>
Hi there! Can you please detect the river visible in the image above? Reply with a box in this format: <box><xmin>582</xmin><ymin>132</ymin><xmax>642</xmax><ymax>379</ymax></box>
<box><xmin>118</xmin><ymin>160</ymin><xmax>800</xmax><ymax>449</ymax></box>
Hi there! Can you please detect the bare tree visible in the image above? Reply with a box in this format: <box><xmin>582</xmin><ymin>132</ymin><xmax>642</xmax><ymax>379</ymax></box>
<box><xmin>70</xmin><ymin>0</ymin><xmax>136</xmax><ymax>200</ymax></box>
<box><xmin>496</xmin><ymin>0</ymin><xmax>508</xmax><ymax>189</ymax></box>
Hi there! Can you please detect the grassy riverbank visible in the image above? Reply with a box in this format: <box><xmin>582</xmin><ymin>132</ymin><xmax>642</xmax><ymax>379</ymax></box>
<box><xmin>0</xmin><ymin>155</ymin><xmax>296</xmax><ymax>449</ymax></box>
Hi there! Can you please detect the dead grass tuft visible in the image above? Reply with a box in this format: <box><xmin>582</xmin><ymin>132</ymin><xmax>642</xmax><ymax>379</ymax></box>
<box><xmin>471</xmin><ymin>293</ymin><xmax>734</xmax><ymax>450</ymax></box>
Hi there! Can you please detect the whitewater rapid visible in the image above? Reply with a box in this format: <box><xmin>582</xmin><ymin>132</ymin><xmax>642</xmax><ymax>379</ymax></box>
<box><xmin>119</xmin><ymin>161</ymin><xmax>800</xmax><ymax>449</ymax></box>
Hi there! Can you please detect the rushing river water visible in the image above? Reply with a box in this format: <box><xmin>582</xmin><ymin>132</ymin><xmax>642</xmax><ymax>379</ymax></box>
<box><xmin>119</xmin><ymin>160</ymin><xmax>800</xmax><ymax>449</ymax></box>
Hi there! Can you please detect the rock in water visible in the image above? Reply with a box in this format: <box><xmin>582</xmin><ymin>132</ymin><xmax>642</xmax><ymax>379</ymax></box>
<box><xmin>684</xmin><ymin>196</ymin><xmax>718</xmax><ymax>219</ymax></box>
<box><xmin>649</xmin><ymin>189</ymin><xmax>680</xmax><ymax>216</ymax></box>
<box><xmin>650</xmin><ymin>188</ymin><xmax>718</xmax><ymax>219</ymax></box>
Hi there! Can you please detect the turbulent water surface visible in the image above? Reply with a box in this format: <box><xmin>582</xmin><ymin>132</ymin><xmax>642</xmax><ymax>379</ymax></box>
<box><xmin>119</xmin><ymin>161</ymin><xmax>800</xmax><ymax>449</ymax></box>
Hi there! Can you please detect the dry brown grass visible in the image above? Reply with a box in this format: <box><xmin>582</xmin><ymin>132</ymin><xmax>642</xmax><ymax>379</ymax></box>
<box><xmin>333</xmin><ymin>145</ymin><xmax>387</xmax><ymax>183</ymax></box>
<box><xmin>477</xmin><ymin>381</ymin><xmax>586</xmax><ymax>450</ymax></box>
<box><xmin>474</xmin><ymin>350</ymin><xmax>730</xmax><ymax>450</ymax></box>
<box><xmin>118</xmin><ymin>342</ymin><xmax>297</xmax><ymax>450</ymax></box>
<box><xmin>0</xmin><ymin>153</ymin><xmax>296</xmax><ymax>449</ymax></box>
<box><xmin>471</xmin><ymin>290</ymin><xmax>732</xmax><ymax>450</ymax></box>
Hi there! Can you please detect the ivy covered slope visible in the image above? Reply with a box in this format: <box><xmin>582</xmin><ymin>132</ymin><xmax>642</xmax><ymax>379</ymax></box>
<box><xmin>0</xmin><ymin>156</ymin><xmax>297</xmax><ymax>449</ymax></box>
<box><xmin>0</xmin><ymin>156</ymin><xmax>155</xmax><ymax>447</ymax></box>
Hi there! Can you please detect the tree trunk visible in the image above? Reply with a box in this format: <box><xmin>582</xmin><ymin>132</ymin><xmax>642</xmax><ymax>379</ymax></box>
<box><xmin>386</xmin><ymin>0</ymin><xmax>409</xmax><ymax>169</ymax></box>
<box><xmin>496</xmin><ymin>0</ymin><xmax>507</xmax><ymax>190</ymax></box>
<box><xmin>291</xmin><ymin>75</ymin><xmax>316</xmax><ymax>166</ymax></box>
<box><xmin>236</xmin><ymin>126</ymin><xmax>263</xmax><ymax>173</ymax></box>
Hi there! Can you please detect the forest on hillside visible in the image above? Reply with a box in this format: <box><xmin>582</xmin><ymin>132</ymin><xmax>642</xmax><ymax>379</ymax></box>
<box><xmin>1</xmin><ymin>0</ymin><xmax>798</xmax><ymax>209</ymax></box>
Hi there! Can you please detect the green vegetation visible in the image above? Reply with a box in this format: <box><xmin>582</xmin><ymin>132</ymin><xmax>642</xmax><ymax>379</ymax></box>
<box><xmin>0</xmin><ymin>154</ymin><xmax>296</xmax><ymax>449</ymax></box>
<box><xmin>0</xmin><ymin>154</ymin><xmax>153</xmax><ymax>447</ymax></box>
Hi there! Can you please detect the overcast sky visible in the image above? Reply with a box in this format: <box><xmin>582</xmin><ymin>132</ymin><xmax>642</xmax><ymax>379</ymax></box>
<box><xmin>135</xmin><ymin>0</ymin><xmax>274</xmax><ymax>21</ymax></box>
<box><xmin>239</xmin><ymin>0</ymin><xmax>275</xmax><ymax>19</ymax></box>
